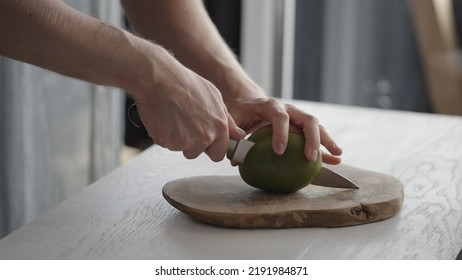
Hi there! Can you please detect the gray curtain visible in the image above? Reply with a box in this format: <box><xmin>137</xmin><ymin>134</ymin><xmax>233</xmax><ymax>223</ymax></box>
<box><xmin>0</xmin><ymin>0</ymin><xmax>123</xmax><ymax>238</ymax></box>
<box><xmin>293</xmin><ymin>0</ymin><xmax>431</xmax><ymax>112</ymax></box>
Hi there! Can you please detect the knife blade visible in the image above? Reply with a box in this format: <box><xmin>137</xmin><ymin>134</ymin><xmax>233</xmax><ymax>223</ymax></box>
<box><xmin>227</xmin><ymin>138</ymin><xmax>359</xmax><ymax>189</ymax></box>
<box><xmin>311</xmin><ymin>166</ymin><xmax>358</xmax><ymax>189</ymax></box>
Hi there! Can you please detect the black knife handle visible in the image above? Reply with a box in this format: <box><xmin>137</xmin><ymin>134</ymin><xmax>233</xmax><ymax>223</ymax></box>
<box><xmin>127</xmin><ymin>103</ymin><xmax>143</xmax><ymax>128</ymax></box>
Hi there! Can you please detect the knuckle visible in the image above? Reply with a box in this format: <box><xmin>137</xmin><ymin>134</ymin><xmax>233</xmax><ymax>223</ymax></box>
<box><xmin>264</xmin><ymin>99</ymin><xmax>289</xmax><ymax>121</ymax></box>
<box><xmin>305</xmin><ymin>114</ymin><xmax>319</xmax><ymax>125</ymax></box>
<box><xmin>274</xmin><ymin>110</ymin><xmax>289</xmax><ymax>121</ymax></box>
<box><xmin>265</xmin><ymin>98</ymin><xmax>280</xmax><ymax>108</ymax></box>
<box><xmin>215</xmin><ymin>117</ymin><xmax>228</xmax><ymax>132</ymax></box>
<box><xmin>312</xmin><ymin>134</ymin><xmax>321</xmax><ymax>143</ymax></box>
<box><xmin>201</xmin><ymin>118</ymin><xmax>227</xmax><ymax>146</ymax></box>
<box><xmin>200</xmin><ymin>132</ymin><xmax>215</xmax><ymax>146</ymax></box>
<box><xmin>284</xmin><ymin>103</ymin><xmax>297</xmax><ymax>112</ymax></box>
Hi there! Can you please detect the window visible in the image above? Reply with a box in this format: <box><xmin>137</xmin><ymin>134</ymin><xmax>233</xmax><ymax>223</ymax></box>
<box><xmin>241</xmin><ymin>0</ymin><xmax>431</xmax><ymax>112</ymax></box>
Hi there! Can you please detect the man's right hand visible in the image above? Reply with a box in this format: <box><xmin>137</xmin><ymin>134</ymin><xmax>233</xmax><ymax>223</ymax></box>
<box><xmin>132</xmin><ymin>47</ymin><xmax>246</xmax><ymax>162</ymax></box>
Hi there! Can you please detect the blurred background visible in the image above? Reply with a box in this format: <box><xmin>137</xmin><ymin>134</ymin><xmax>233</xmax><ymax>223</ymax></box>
<box><xmin>1</xmin><ymin>0</ymin><xmax>461</xmax><ymax>238</ymax></box>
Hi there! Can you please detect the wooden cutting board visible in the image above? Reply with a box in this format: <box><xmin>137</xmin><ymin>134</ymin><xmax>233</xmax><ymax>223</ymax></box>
<box><xmin>162</xmin><ymin>164</ymin><xmax>404</xmax><ymax>228</ymax></box>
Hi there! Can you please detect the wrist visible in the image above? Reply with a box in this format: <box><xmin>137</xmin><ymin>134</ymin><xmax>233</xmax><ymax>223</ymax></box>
<box><xmin>120</xmin><ymin>38</ymin><xmax>170</xmax><ymax>103</ymax></box>
<box><xmin>214</xmin><ymin>66</ymin><xmax>266</xmax><ymax>107</ymax></box>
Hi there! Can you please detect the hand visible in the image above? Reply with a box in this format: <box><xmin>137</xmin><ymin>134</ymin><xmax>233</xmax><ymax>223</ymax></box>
<box><xmin>132</xmin><ymin>48</ymin><xmax>246</xmax><ymax>162</ymax></box>
<box><xmin>228</xmin><ymin>96</ymin><xmax>343</xmax><ymax>165</ymax></box>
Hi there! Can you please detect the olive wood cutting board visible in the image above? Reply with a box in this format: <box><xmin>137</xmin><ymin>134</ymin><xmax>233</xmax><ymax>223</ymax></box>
<box><xmin>162</xmin><ymin>164</ymin><xmax>404</xmax><ymax>228</ymax></box>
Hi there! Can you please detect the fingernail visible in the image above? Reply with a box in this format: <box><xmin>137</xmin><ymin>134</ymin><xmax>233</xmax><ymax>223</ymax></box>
<box><xmin>277</xmin><ymin>143</ymin><xmax>286</xmax><ymax>155</ymax></box>
<box><xmin>309</xmin><ymin>149</ymin><xmax>318</xmax><ymax>162</ymax></box>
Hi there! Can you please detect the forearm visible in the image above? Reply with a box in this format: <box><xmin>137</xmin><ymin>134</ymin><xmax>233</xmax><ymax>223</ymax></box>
<box><xmin>0</xmin><ymin>0</ymin><xmax>161</xmax><ymax>99</ymax></box>
<box><xmin>121</xmin><ymin>0</ymin><xmax>265</xmax><ymax>106</ymax></box>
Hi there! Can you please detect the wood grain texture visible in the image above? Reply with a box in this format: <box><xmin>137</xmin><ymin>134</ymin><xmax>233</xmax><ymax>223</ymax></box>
<box><xmin>0</xmin><ymin>100</ymin><xmax>461</xmax><ymax>259</ymax></box>
<box><xmin>163</xmin><ymin>165</ymin><xmax>404</xmax><ymax>228</ymax></box>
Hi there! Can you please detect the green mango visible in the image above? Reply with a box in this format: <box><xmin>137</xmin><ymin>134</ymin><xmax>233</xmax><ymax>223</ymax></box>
<box><xmin>239</xmin><ymin>124</ymin><xmax>322</xmax><ymax>193</ymax></box>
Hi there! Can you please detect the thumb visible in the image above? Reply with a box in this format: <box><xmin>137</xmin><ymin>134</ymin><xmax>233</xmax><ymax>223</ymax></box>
<box><xmin>227</xmin><ymin>113</ymin><xmax>246</xmax><ymax>140</ymax></box>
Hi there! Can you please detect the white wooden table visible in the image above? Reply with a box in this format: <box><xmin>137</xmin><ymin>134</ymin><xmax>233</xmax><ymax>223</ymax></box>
<box><xmin>0</xmin><ymin>100</ymin><xmax>461</xmax><ymax>259</ymax></box>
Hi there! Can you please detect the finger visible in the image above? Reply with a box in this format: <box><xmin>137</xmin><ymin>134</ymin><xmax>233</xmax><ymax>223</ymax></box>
<box><xmin>204</xmin><ymin>120</ymin><xmax>229</xmax><ymax>162</ymax></box>
<box><xmin>303</xmin><ymin>121</ymin><xmax>321</xmax><ymax>162</ymax></box>
<box><xmin>271</xmin><ymin>113</ymin><xmax>289</xmax><ymax>155</ymax></box>
<box><xmin>205</xmin><ymin>135</ymin><xmax>228</xmax><ymax>162</ymax></box>
<box><xmin>284</xmin><ymin>104</ymin><xmax>320</xmax><ymax>161</ymax></box>
<box><xmin>320</xmin><ymin>125</ymin><xmax>343</xmax><ymax>156</ymax></box>
<box><xmin>321</xmin><ymin>151</ymin><xmax>342</xmax><ymax>165</ymax></box>
<box><xmin>227</xmin><ymin>112</ymin><xmax>246</xmax><ymax>140</ymax></box>
<box><xmin>256</xmin><ymin>99</ymin><xmax>289</xmax><ymax>155</ymax></box>
<box><xmin>227</xmin><ymin>113</ymin><xmax>246</xmax><ymax>166</ymax></box>
<box><xmin>183</xmin><ymin>141</ymin><xmax>206</xmax><ymax>160</ymax></box>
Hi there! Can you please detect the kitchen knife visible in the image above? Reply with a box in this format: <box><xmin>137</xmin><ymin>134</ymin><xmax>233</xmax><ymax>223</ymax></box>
<box><xmin>227</xmin><ymin>138</ymin><xmax>359</xmax><ymax>189</ymax></box>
